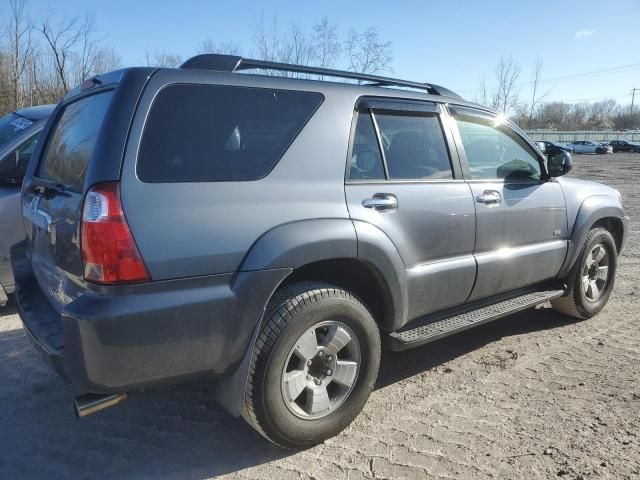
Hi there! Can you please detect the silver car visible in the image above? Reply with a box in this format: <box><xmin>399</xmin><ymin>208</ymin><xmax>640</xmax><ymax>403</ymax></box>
<box><xmin>567</xmin><ymin>140</ymin><xmax>613</xmax><ymax>154</ymax></box>
<box><xmin>0</xmin><ymin>105</ymin><xmax>54</xmax><ymax>306</ymax></box>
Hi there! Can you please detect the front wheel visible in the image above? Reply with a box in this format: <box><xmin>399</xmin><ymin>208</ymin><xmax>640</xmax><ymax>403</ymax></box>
<box><xmin>243</xmin><ymin>282</ymin><xmax>381</xmax><ymax>448</ymax></box>
<box><xmin>552</xmin><ymin>228</ymin><xmax>617</xmax><ymax>319</ymax></box>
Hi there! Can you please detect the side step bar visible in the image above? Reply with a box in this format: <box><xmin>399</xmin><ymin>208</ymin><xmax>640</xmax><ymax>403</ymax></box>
<box><xmin>387</xmin><ymin>288</ymin><xmax>565</xmax><ymax>351</ymax></box>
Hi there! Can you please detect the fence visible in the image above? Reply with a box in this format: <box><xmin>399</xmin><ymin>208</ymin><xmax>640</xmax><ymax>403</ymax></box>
<box><xmin>524</xmin><ymin>130</ymin><xmax>640</xmax><ymax>143</ymax></box>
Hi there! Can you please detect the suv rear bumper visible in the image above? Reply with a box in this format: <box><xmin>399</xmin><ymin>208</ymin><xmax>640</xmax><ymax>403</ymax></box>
<box><xmin>11</xmin><ymin>241</ymin><xmax>290</xmax><ymax>394</ymax></box>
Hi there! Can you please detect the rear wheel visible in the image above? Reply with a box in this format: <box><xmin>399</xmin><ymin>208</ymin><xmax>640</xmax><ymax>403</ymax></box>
<box><xmin>243</xmin><ymin>282</ymin><xmax>381</xmax><ymax>448</ymax></box>
<box><xmin>552</xmin><ymin>228</ymin><xmax>617</xmax><ymax>319</ymax></box>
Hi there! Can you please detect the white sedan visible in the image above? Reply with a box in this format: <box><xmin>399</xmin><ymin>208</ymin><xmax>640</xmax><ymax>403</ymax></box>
<box><xmin>566</xmin><ymin>141</ymin><xmax>613</xmax><ymax>154</ymax></box>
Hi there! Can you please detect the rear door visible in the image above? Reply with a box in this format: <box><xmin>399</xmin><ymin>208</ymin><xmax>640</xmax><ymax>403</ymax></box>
<box><xmin>22</xmin><ymin>91</ymin><xmax>114</xmax><ymax>312</ymax></box>
<box><xmin>345</xmin><ymin>99</ymin><xmax>476</xmax><ymax>321</ymax></box>
<box><xmin>449</xmin><ymin>106</ymin><xmax>567</xmax><ymax>301</ymax></box>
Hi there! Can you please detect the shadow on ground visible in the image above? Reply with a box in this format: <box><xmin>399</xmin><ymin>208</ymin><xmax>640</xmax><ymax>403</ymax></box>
<box><xmin>0</xmin><ymin>304</ymin><xmax>574</xmax><ymax>479</ymax></box>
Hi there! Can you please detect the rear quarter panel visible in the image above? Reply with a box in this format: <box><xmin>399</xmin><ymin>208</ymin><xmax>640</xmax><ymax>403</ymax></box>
<box><xmin>120</xmin><ymin>70</ymin><xmax>359</xmax><ymax>279</ymax></box>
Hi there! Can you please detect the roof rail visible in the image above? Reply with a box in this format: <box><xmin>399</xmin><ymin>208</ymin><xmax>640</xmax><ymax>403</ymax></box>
<box><xmin>180</xmin><ymin>54</ymin><xmax>461</xmax><ymax>99</ymax></box>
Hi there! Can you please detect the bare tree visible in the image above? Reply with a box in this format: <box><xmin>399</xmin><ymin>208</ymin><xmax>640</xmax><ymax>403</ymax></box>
<box><xmin>145</xmin><ymin>50</ymin><xmax>183</xmax><ymax>68</ymax></box>
<box><xmin>313</xmin><ymin>17</ymin><xmax>339</xmax><ymax>69</ymax></box>
<box><xmin>254</xmin><ymin>14</ymin><xmax>280</xmax><ymax>64</ymax></box>
<box><xmin>253</xmin><ymin>16</ymin><xmax>318</xmax><ymax>77</ymax></box>
<box><xmin>6</xmin><ymin>0</ymin><xmax>34</xmax><ymax>109</ymax></box>
<box><xmin>345</xmin><ymin>27</ymin><xmax>392</xmax><ymax>75</ymax></box>
<box><xmin>475</xmin><ymin>74</ymin><xmax>489</xmax><ymax>106</ymax></box>
<box><xmin>279</xmin><ymin>23</ymin><xmax>315</xmax><ymax>72</ymax></box>
<box><xmin>492</xmin><ymin>56</ymin><xmax>521</xmax><ymax>114</ymax></box>
<box><xmin>40</xmin><ymin>15</ymin><xmax>81</xmax><ymax>92</ymax></box>
<box><xmin>527</xmin><ymin>57</ymin><xmax>551</xmax><ymax>127</ymax></box>
<box><xmin>197</xmin><ymin>39</ymin><xmax>242</xmax><ymax>56</ymax></box>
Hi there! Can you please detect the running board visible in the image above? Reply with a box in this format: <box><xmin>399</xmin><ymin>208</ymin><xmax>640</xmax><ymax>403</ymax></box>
<box><xmin>387</xmin><ymin>288</ymin><xmax>565</xmax><ymax>351</ymax></box>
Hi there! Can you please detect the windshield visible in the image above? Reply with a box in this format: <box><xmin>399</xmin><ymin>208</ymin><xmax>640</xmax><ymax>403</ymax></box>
<box><xmin>0</xmin><ymin>112</ymin><xmax>34</xmax><ymax>147</ymax></box>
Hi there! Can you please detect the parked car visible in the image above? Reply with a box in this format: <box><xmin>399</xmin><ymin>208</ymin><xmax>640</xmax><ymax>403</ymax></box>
<box><xmin>534</xmin><ymin>140</ymin><xmax>575</xmax><ymax>155</ymax></box>
<box><xmin>0</xmin><ymin>105</ymin><xmax>54</xmax><ymax>307</ymax></box>
<box><xmin>608</xmin><ymin>140</ymin><xmax>640</xmax><ymax>153</ymax></box>
<box><xmin>566</xmin><ymin>140</ymin><xmax>613</xmax><ymax>154</ymax></box>
<box><xmin>12</xmin><ymin>55</ymin><xmax>628</xmax><ymax>448</ymax></box>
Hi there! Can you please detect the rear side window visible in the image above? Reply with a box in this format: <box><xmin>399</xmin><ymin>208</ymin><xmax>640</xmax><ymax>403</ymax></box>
<box><xmin>138</xmin><ymin>84</ymin><xmax>324</xmax><ymax>182</ymax></box>
<box><xmin>375</xmin><ymin>112</ymin><xmax>452</xmax><ymax>180</ymax></box>
<box><xmin>39</xmin><ymin>92</ymin><xmax>113</xmax><ymax>191</ymax></box>
<box><xmin>349</xmin><ymin>111</ymin><xmax>385</xmax><ymax>180</ymax></box>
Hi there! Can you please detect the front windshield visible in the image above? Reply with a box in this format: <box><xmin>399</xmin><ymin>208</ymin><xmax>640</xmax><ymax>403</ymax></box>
<box><xmin>0</xmin><ymin>112</ymin><xmax>33</xmax><ymax>147</ymax></box>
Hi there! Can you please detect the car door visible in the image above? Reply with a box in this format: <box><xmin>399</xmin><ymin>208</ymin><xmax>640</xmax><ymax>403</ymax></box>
<box><xmin>345</xmin><ymin>99</ymin><xmax>476</xmax><ymax>322</ymax></box>
<box><xmin>0</xmin><ymin>131</ymin><xmax>42</xmax><ymax>290</ymax></box>
<box><xmin>449</xmin><ymin>106</ymin><xmax>568</xmax><ymax>301</ymax></box>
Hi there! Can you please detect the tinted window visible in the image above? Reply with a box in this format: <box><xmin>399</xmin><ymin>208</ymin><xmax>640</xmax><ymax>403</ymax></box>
<box><xmin>454</xmin><ymin>115</ymin><xmax>541</xmax><ymax>181</ymax></box>
<box><xmin>138</xmin><ymin>84</ymin><xmax>324</xmax><ymax>182</ymax></box>
<box><xmin>39</xmin><ymin>92</ymin><xmax>113</xmax><ymax>190</ymax></box>
<box><xmin>375</xmin><ymin>112</ymin><xmax>452</xmax><ymax>180</ymax></box>
<box><xmin>349</xmin><ymin>111</ymin><xmax>385</xmax><ymax>180</ymax></box>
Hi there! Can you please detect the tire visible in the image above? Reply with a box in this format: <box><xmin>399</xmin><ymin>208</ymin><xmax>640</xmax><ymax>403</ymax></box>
<box><xmin>552</xmin><ymin>228</ymin><xmax>617</xmax><ymax>319</ymax></box>
<box><xmin>243</xmin><ymin>282</ymin><xmax>381</xmax><ymax>448</ymax></box>
<box><xmin>596</xmin><ymin>147</ymin><xmax>605</xmax><ymax>154</ymax></box>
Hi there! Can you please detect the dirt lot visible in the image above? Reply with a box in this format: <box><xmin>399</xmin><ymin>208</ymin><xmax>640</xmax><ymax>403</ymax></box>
<box><xmin>0</xmin><ymin>153</ymin><xmax>638</xmax><ymax>480</ymax></box>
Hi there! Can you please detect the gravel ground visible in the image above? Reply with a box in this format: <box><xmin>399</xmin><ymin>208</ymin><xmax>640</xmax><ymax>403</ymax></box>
<box><xmin>0</xmin><ymin>153</ymin><xmax>639</xmax><ymax>480</ymax></box>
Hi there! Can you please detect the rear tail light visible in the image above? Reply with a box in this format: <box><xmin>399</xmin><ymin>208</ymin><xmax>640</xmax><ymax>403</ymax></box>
<box><xmin>81</xmin><ymin>182</ymin><xmax>150</xmax><ymax>284</ymax></box>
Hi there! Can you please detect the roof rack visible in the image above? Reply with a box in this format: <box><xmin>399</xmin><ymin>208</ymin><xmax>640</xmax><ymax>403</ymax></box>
<box><xmin>180</xmin><ymin>54</ymin><xmax>462</xmax><ymax>99</ymax></box>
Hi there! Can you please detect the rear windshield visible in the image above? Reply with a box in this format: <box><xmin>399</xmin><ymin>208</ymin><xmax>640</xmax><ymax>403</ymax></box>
<box><xmin>137</xmin><ymin>84</ymin><xmax>324</xmax><ymax>182</ymax></box>
<box><xmin>38</xmin><ymin>91</ymin><xmax>113</xmax><ymax>191</ymax></box>
<box><xmin>0</xmin><ymin>112</ymin><xmax>33</xmax><ymax>146</ymax></box>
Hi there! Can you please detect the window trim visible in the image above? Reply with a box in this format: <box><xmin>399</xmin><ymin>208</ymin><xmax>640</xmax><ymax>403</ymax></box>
<box><xmin>346</xmin><ymin>98</ymin><xmax>461</xmax><ymax>184</ymax></box>
<box><xmin>447</xmin><ymin>104</ymin><xmax>549</xmax><ymax>182</ymax></box>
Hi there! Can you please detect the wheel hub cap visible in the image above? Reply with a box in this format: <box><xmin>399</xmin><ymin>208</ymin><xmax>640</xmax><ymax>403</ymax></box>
<box><xmin>281</xmin><ymin>321</ymin><xmax>361</xmax><ymax>420</ymax></box>
<box><xmin>581</xmin><ymin>244</ymin><xmax>610</xmax><ymax>302</ymax></box>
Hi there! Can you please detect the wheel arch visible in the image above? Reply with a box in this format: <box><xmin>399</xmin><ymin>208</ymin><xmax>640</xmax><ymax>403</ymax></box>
<box><xmin>216</xmin><ymin>218</ymin><xmax>406</xmax><ymax>416</ymax></box>
<box><xmin>558</xmin><ymin>195</ymin><xmax>626</xmax><ymax>280</ymax></box>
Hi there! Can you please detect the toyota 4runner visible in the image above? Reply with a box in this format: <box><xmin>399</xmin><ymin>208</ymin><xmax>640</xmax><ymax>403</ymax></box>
<box><xmin>12</xmin><ymin>54</ymin><xmax>628</xmax><ymax>447</ymax></box>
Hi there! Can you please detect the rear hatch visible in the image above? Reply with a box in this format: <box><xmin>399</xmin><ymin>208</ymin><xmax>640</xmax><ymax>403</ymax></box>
<box><xmin>21</xmin><ymin>69</ymin><xmax>153</xmax><ymax>313</ymax></box>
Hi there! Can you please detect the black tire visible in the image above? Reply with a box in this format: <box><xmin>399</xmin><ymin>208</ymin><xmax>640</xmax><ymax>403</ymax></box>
<box><xmin>596</xmin><ymin>147</ymin><xmax>605</xmax><ymax>154</ymax></box>
<box><xmin>243</xmin><ymin>282</ymin><xmax>381</xmax><ymax>448</ymax></box>
<box><xmin>551</xmin><ymin>228</ymin><xmax>617</xmax><ymax>319</ymax></box>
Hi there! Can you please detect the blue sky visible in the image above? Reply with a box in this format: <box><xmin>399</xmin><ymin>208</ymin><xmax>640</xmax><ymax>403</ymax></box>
<box><xmin>24</xmin><ymin>0</ymin><xmax>640</xmax><ymax>105</ymax></box>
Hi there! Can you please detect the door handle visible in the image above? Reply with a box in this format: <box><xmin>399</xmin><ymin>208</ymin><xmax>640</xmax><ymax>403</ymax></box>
<box><xmin>475</xmin><ymin>190</ymin><xmax>501</xmax><ymax>205</ymax></box>
<box><xmin>362</xmin><ymin>193</ymin><xmax>398</xmax><ymax>211</ymax></box>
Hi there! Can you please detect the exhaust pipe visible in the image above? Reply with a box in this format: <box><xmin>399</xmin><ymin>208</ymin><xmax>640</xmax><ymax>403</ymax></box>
<box><xmin>74</xmin><ymin>393</ymin><xmax>127</xmax><ymax>418</ymax></box>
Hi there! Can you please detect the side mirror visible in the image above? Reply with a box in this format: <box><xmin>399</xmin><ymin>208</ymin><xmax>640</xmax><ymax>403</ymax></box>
<box><xmin>548</xmin><ymin>150</ymin><xmax>572</xmax><ymax>177</ymax></box>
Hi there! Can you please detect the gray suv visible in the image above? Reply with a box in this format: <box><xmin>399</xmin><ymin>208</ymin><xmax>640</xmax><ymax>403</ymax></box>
<box><xmin>12</xmin><ymin>55</ymin><xmax>628</xmax><ymax>447</ymax></box>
